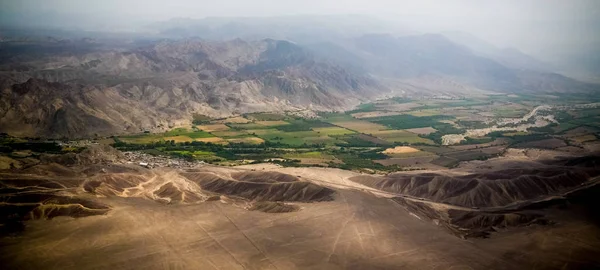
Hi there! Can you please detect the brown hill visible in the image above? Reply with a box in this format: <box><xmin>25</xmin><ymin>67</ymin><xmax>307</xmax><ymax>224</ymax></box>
<box><xmin>181</xmin><ymin>171</ymin><xmax>336</xmax><ymax>202</ymax></box>
<box><xmin>350</xmin><ymin>166</ymin><xmax>600</xmax><ymax>208</ymax></box>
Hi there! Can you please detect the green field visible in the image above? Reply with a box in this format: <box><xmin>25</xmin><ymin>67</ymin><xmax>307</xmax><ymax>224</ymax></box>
<box><xmin>372</xmin><ymin>130</ymin><xmax>434</xmax><ymax>144</ymax></box>
<box><xmin>368</xmin><ymin>114</ymin><xmax>453</xmax><ymax>130</ymax></box>
<box><xmin>241</xmin><ymin>128</ymin><xmax>337</xmax><ymax>146</ymax></box>
<box><xmin>119</xmin><ymin>128</ymin><xmax>214</xmax><ymax>144</ymax></box>
<box><xmin>245</xmin><ymin>112</ymin><xmax>286</xmax><ymax>121</ymax></box>
<box><xmin>313</xmin><ymin>127</ymin><xmax>355</xmax><ymax>136</ymax></box>
<box><xmin>404</xmin><ymin>109</ymin><xmax>441</xmax><ymax>117</ymax></box>
<box><xmin>228</xmin><ymin>123</ymin><xmax>272</xmax><ymax>130</ymax></box>
<box><xmin>211</xmin><ymin>130</ymin><xmax>248</xmax><ymax>137</ymax></box>
<box><xmin>416</xmin><ymin>99</ymin><xmax>491</xmax><ymax>109</ymax></box>
<box><xmin>275</xmin><ymin>119</ymin><xmax>334</xmax><ymax>132</ymax></box>
<box><xmin>493</xmin><ymin>108</ymin><xmax>529</xmax><ymax>118</ymax></box>
<box><xmin>164</xmin><ymin>128</ymin><xmax>213</xmax><ymax>138</ymax></box>
<box><xmin>283</xmin><ymin>151</ymin><xmax>335</xmax><ymax>160</ymax></box>
<box><xmin>324</xmin><ymin>116</ymin><xmax>389</xmax><ymax>134</ymax></box>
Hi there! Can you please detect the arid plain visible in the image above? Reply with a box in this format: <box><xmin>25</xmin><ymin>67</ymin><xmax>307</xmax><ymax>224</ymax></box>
<box><xmin>1</xmin><ymin>146</ymin><xmax>599</xmax><ymax>270</ymax></box>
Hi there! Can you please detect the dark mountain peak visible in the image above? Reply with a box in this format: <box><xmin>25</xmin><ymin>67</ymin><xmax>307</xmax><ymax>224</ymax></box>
<box><xmin>12</xmin><ymin>78</ymin><xmax>65</xmax><ymax>95</ymax></box>
<box><xmin>240</xmin><ymin>39</ymin><xmax>313</xmax><ymax>72</ymax></box>
<box><xmin>264</xmin><ymin>40</ymin><xmax>305</xmax><ymax>55</ymax></box>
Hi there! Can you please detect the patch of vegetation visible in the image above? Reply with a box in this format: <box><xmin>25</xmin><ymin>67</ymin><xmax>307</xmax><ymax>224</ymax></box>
<box><xmin>245</xmin><ymin>112</ymin><xmax>286</xmax><ymax>121</ymax></box>
<box><xmin>504</xmin><ymin>133</ymin><xmax>551</xmax><ymax>145</ymax></box>
<box><xmin>257</xmin><ymin>129</ymin><xmax>335</xmax><ymax>147</ymax></box>
<box><xmin>326</xmin><ymin>148</ymin><xmax>401</xmax><ymax>172</ymax></box>
<box><xmin>529</xmin><ymin>124</ymin><xmax>558</xmax><ymax>134</ymax></box>
<box><xmin>502</xmin><ymin>131</ymin><xmax>529</xmax><ymax>136</ymax></box>
<box><xmin>346</xmin><ymin>103</ymin><xmax>377</xmax><ymax>114</ymax></box>
<box><xmin>390</xmin><ymin>97</ymin><xmax>413</xmax><ymax>104</ymax></box>
<box><xmin>283</xmin><ymin>151</ymin><xmax>334</xmax><ymax>160</ymax></box>
<box><xmin>417</xmin><ymin>99</ymin><xmax>491</xmax><ymax>109</ymax></box>
<box><xmin>227</xmin><ymin>123</ymin><xmax>272</xmax><ymax>130</ymax></box>
<box><xmin>313</xmin><ymin>127</ymin><xmax>355</xmax><ymax>136</ymax></box>
<box><xmin>444</xmin><ymin>148</ymin><xmax>502</xmax><ymax>162</ymax></box>
<box><xmin>114</xmin><ymin>140</ymin><xmax>284</xmax><ymax>162</ymax></box>
<box><xmin>404</xmin><ymin>109</ymin><xmax>441</xmax><ymax>117</ymax></box>
<box><xmin>368</xmin><ymin>114</ymin><xmax>453</xmax><ymax>130</ymax></box>
<box><xmin>320</xmin><ymin>112</ymin><xmax>356</xmax><ymax>122</ymax></box>
<box><xmin>277</xmin><ymin>119</ymin><xmax>333</xmax><ymax>132</ymax></box>
<box><xmin>420</xmin><ymin>124</ymin><xmax>466</xmax><ymax>145</ymax></box>
<box><xmin>192</xmin><ymin>113</ymin><xmax>212</xmax><ymax>125</ymax></box>
<box><xmin>492</xmin><ymin>108</ymin><xmax>529</xmax><ymax>118</ymax></box>
<box><xmin>372</xmin><ymin>130</ymin><xmax>434</xmax><ymax>144</ymax></box>
<box><xmin>457</xmin><ymin>120</ymin><xmax>489</xmax><ymax>129</ymax></box>
<box><xmin>118</xmin><ymin>128</ymin><xmax>215</xmax><ymax>144</ymax></box>
<box><xmin>335</xmin><ymin>134</ymin><xmax>386</xmax><ymax>147</ymax></box>
<box><xmin>460</xmin><ymin>137</ymin><xmax>495</xmax><ymax>145</ymax></box>
<box><xmin>568</xmin><ymin>116</ymin><xmax>600</xmax><ymax>128</ymax></box>
<box><xmin>210</xmin><ymin>130</ymin><xmax>246</xmax><ymax>137</ymax></box>
<box><xmin>0</xmin><ymin>141</ymin><xmax>63</xmax><ymax>154</ymax></box>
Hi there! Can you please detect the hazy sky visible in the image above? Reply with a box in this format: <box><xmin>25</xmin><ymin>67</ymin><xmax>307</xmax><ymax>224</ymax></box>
<box><xmin>2</xmin><ymin>0</ymin><xmax>598</xmax><ymax>20</ymax></box>
<box><xmin>1</xmin><ymin>0</ymin><xmax>599</xmax><ymax>60</ymax></box>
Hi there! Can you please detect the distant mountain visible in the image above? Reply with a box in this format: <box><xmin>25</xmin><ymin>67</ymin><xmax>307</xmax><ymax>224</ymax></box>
<box><xmin>305</xmin><ymin>33</ymin><xmax>595</xmax><ymax>94</ymax></box>
<box><xmin>353</xmin><ymin>33</ymin><xmax>518</xmax><ymax>91</ymax></box>
<box><xmin>441</xmin><ymin>31</ymin><xmax>553</xmax><ymax>72</ymax></box>
<box><xmin>145</xmin><ymin>15</ymin><xmax>412</xmax><ymax>42</ymax></box>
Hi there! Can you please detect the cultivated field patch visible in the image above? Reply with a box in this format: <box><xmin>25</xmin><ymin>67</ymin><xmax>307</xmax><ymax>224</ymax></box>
<box><xmin>163</xmin><ymin>135</ymin><xmax>195</xmax><ymax>143</ymax></box>
<box><xmin>245</xmin><ymin>112</ymin><xmax>286</xmax><ymax>121</ymax></box>
<box><xmin>502</xmin><ymin>131</ymin><xmax>529</xmax><ymax>136</ymax></box>
<box><xmin>404</xmin><ymin>109</ymin><xmax>441</xmax><ymax>117</ymax></box>
<box><xmin>195</xmin><ymin>137</ymin><xmax>227</xmax><ymax>144</ymax></box>
<box><xmin>330</xmin><ymin>120</ymin><xmax>389</xmax><ymax>134</ymax></box>
<box><xmin>226</xmin><ymin>137</ymin><xmax>265</xmax><ymax>144</ymax></box>
<box><xmin>406</xmin><ymin>127</ymin><xmax>437</xmax><ymax>135</ymax></box>
<box><xmin>373</xmin><ymin>102</ymin><xmax>422</xmax><ymax>112</ymax></box>
<box><xmin>197</xmin><ymin>124</ymin><xmax>230</xmax><ymax>132</ymax></box>
<box><xmin>256</xmin><ymin>120</ymin><xmax>290</xmax><ymax>127</ymax></box>
<box><xmin>228</xmin><ymin>123</ymin><xmax>271</xmax><ymax>130</ymax></box>
<box><xmin>211</xmin><ymin>130</ymin><xmax>247</xmax><ymax>137</ymax></box>
<box><xmin>312</xmin><ymin>127</ymin><xmax>355</xmax><ymax>136</ymax></box>
<box><xmin>369</xmin><ymin>114</ymin><xmax>453</xmax><ymax>130</ymax></box>
<box><xmin>119</xmin><ymin>128</ymin><xmax>214</xmax><ymax>144</ymax></box>
<box><xmin>372</xmin><ymin>130</ymin><xmax>434</xmax><ymax>144</ymax></box>
<box><xmin>220</xmin><ymin>116</ymin><xmax>251</xmax><ymax>124</ymax></box>
<box><xmin>445</xmin><ymin>146</ymin><xmax>504</xmax><ymax>161</ymax></box>
<box><xmin>248</xmin><ymin>129</ymin><xmax>336</xmax><ymax>146</ymax></box>
<box><xmin>351</xmin><ymin>111</ymin><xmax>404</xmax><ymax>119</ymax></box>
<box><xmin>283</xmin><ymin>151</ymin><xmax>335</xmax><ymax>160</ymax></box>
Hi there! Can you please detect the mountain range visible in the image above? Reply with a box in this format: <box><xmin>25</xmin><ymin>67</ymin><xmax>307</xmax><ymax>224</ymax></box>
<box><xmin>0</xmin><ymin>20</ymin><xmax>598</xmax><ymax>138</ymax></box>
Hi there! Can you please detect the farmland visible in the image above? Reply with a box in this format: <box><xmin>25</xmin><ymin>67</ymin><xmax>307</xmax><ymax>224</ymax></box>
<box><xmin>110</xmin><ymin>94</ymin><xmax>600</xmax><ymax>172</ymax></box>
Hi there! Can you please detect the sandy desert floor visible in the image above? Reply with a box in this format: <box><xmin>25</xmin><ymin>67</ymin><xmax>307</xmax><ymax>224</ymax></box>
<box><xmin>0</xmin><ymin>159</ymin><xmax>599</xmax><ymax>269</ymax></box>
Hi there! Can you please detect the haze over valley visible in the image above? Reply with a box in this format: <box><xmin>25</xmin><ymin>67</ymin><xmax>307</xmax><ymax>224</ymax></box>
<box><xmin>1</xmin><ymin>1</ymin><xmax>600</xmax><ymax>269</ymax></box>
